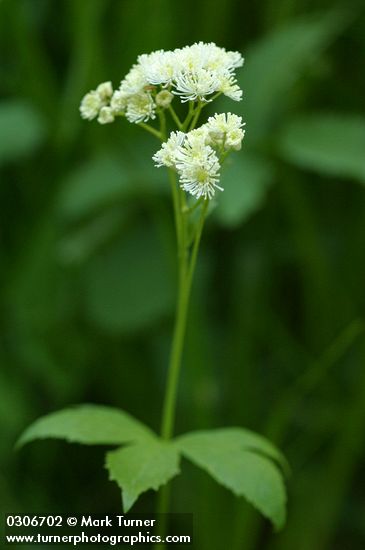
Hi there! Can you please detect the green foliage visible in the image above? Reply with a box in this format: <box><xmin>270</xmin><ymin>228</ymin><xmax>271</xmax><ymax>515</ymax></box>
<box><xmin>177</xmin><ymin>427</ymin><xmax>289</xmax><ymax>473</ymax></box>
<box><xmin>57</xmin><ymin>155</ymin><xmax>132</xmax><ymax>222</ymax></box>
<box><xmin>83</xmin><ymin>224</ymin><xmax>175</xmax><ymax>334</ymax></box>
<box><xmin>232</xmin><ymin>11</ymin><xmax>344</xmax><ymax>145</ymax></box>
<box><xmin>177</xmin><ymin>429</ymin><xmax>287</xmax><ymax>530</ymax></box>
<box><xmin>216</xmin><ymin>153</ymin><xmax>274</xmax><ymax>227</ymax></box>
<box><xmin>57</xmin><ymin>153</ymin><xmax>166</xmax><ymax>223</ymax></box>
<box><xmin>17</xmin><ymin>405</ymin><xmax>155</xmax><ymax>448</ymax></box>
<box><xmin>18</xmin><ymin>408</ymin><xmax>287</xmax><ymax>529</ymax></box>
<box><xmin>3</xmin><ymin>1</ymin><xmax>365</xmax><ymax>548</ymax></box>
<box><xmin>277</xmin><ymin>113</ymin><xmax>365</xmax><ymax>183</ymax></box>
<box><xmin>57</xmin><ymin>209</ymin><xmax>127</xmax><ymax>265</ymax></box>
<box><xmin>106</xmin><ymin>439</ymin><xmax>180</xmax><ymax>512</ymax></box>
<box><xmin>0</xmin><ymin>100</ymin><xmax>46</xmax><ymax>164</ymax></box>
<box><xmin>214</xmin><ymin>11</ymin><xmax>346</xmax><ymax>227</ymax></box>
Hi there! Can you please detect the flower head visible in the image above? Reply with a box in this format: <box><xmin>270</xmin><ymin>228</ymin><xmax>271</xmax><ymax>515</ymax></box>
<box><xmin>80</xmin><ymin>80</ymin><xmax>114</xmax><ymax>121</ymax></box>
<box><xmin>173</xmin><ymin>68</ymin><xmax>220</xmax><ymax>103</ymax></box>
<box><xmin>119</xmin><ymin>64</ymin><xmax>147</xmax><ymax>96</ymax></box>
<box><xmin>97</xmin><ymin>106</ymin><xmax>115</xmax><ymax>125</ymax></box>
<box><xmin>110</xmin><ymin>90</ymin><xmax>128</xmax><ymax>114</ymax></box>
<box><xmin>154</xmin><ymin>127</ymin><xmax>224</xmax><ymax>199</ymax></box>
<box><xmin>174</xmin><ymin>129</ymin><xmax>222</xmax><ymax>199</ymax></box>
<box><xmin>216</xmin><ymin>72</ymin><xmax>243</xmax><ymax>101</ymax></box>
<box><xmin>80</xmin><ymin>91</ymin><xmax>102</xmax><ymax>120</ymax></box>
<box><xmin>155</xmin><ymin>90</ymin><xmax>174</xmax><ymax>108</ymax></box>
<box><xmin>176</xmin><ymin>42</ymin><xmax>243</xmax><ymax>75</ymax></box>
<box><xmin>178</xmin><ymin>145</ymin><xmax>222</xmax><ymax>200</ymax></box>
<box><xmin>80</xmin><ymin>42</ymin><xmax>244</xmax><ymax>127</ymax></box>
<box><xmin>96</xmin><ymin>81</ymin><xmax>113</xmax><ymax>101</ymax></box>
<box><xmin>125</xmin><ymin>92</ymin><xmax>156</xmax><ymax>123</ymax></box>
<box><xmin>153</xmin><ymin>108</ymin><xmax>245</xmax><ymax>200</ymax></box>
<box><xmin>152</xmin><ymin>131</ymin><xmax>185</xmax><ymax>168</ymax></box>
<box><xmin>206</xmin><ymin>113</ymin><xmax>245</xmax><ymax>150</ymax></box>
<box><xmin>138</xmin><ymin>50</ymin><xmax>178</xmax><ymax>86</ymax></box>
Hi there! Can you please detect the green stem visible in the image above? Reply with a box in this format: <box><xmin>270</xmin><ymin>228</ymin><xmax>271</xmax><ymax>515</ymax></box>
<box><xmin>155</xmin><ymin>198</ymin><xmax>209</xmax><ymax>546</ymax></box>
<box><xmin>182</xmin><ymin>101</ymin><xmax>195</xmax><ymax>131</ymax></box>
<box><xmin>183</xmin><ymin>196</ymin><xmax>205</xmax><ymax>216</ymax></box>
<box><xmin>203</xmin><ymin>91</ymin><xmax>222</xmax><ymax>105</ymax></box>
<box><xmin>189</xmin><ymin>102</ymin><xmax>203</xmax><ymax>131</ymax></box>
<box><xmin>160</xmin><ymin>199</ymin><xmax>208</xmax><ymax>439</ymax></box>
<box><xmin>138</xmin><ymin>122</ymin><xmax>162</xmax><ymax>140</ymax></box>
<box><xmin>158</xmin><ymin>110</ymin><xmax>167</xmax><ymax>140</ymax></box>
<box><xmin>168</xmin><ymin>170</ymin><xmax>184</xmax><ymax>275</ymax></box>
<box><xmin>168</xmin><ymin>105</ymin><xmax>183</xmax><ymax>130</ymax></box>
<box><xmin>153</xmin><ymin>101</ymin><xmax>207</xmax><ymax>547</ymax></box>
<box><xmin>185</xmin><ymin>199</ymin><xmax>209</xmax><ymax>293</ymax></box>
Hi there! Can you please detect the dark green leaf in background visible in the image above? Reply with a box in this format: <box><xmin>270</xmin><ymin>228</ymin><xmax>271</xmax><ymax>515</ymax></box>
<box><xmin>230</xmin><ymin>12</ymin><xmax>344</xmax><ymax>145</ymax></box>
<box><xmin>277</xmin><ymin>113</ymin><xmax>365</xmax><ymax>183</ymax></box>
<box><xmin>57</xmin><ymin>155</ymin><xmax>132</xmax><ymax>222</ymax></box>
<box><xmin>83</xmin><ymin>224</ymin><xmax>175</xmax><ymax>334</ymax></box>
<box><xmin>57</xmin><ymin>152</ymin><xmax>167</xmax><ymax>223</ymax></box>
<box><xmin>57</xmin><ymin>208</ymin><xmax>127</xmax><ymax>265</ymax></box>
<box><xmin>0</xmin><ymin>100</ymin><xmax>46</xmax><ymax>165</ymax></box>
<box><xmin>216</xmin><ymin>152</ymin><xmax>274</xmax><ymax>227</ymax></box>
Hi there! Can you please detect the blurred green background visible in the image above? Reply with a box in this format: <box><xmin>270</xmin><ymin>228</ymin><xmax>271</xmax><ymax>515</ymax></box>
<box><xmin>1</xmin><ymin>0</ymin><xmax>365</xmax><ymax>548</ymax></box>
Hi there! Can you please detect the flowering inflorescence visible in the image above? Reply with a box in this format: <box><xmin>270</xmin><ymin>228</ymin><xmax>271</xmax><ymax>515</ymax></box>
<box><xmin>80</xmin><ymin>42</ymin><xmax>245</xmax><ymax>200</ymax></box>
<box><xmin>153</xmin><ymin>114</ymin><xmax>245</xmax><ymax>199</ymax></box>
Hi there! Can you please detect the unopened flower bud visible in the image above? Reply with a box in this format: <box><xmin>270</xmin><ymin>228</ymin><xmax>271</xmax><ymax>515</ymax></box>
<box><xmin>96</xmin><ymin>81</ymin><xmax>113</xmax><ymax>101</ymax></box>
<box><xmin>97</xmin><ymin>106</ymin><xmax>115</xmax><ymax>124</ymax></box>
<box><xmin>156</xmin><ymin>90</ymin><xmax>173</xmax><ymax>108</ymax></box>
<box><xmin>80</xmin><ymin>91</ymin><xmax>102</xmax><ymax>120</ymax></box>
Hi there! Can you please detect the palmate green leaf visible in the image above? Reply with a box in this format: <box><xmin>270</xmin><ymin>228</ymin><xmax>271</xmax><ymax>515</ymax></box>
<box><xmin>106</xmin><ymin>439</ymin><xmax>180</xmax><ymax>512</ymax></box>
<box><xmin>176</xmin><ymin>429</ymin><xmax>287</xmax><ymax>530</ymax></box>
<box><xmin>84</xmin><ymin>224</ymin><xmax>175</xmax><ymax>334</ymax></box>
<box><xmin>216</xmin><ymin>153</ymin><xmax>274</xmax><ymax>227</ymax></box>
<box><xmin>177</xmin><ymin>427</ymin><xmax>288</xmax><ymax>472</ymax></box>
<box><xmin>277</xmin><ymin>113</ymin><xmax>365</xmax><ymax>184</ymax></box>
<box><xmin>0</xmin><ymin>100</ymin><xmax>46</xmax><ymax>165</ymax></box>
<box><xmin>18</xmin><ymin>411</ymin><xmax>287</xmax><ymax>524</ymax></box>
<box><xmin>17</xmin><ymin>405</ymin><xmax>154</xmax><ymax>448</ymax></box>
<box><xmin>218</xmin><ymin>11</ymin><xmax>344</xmax><ymax>145</ymax></box>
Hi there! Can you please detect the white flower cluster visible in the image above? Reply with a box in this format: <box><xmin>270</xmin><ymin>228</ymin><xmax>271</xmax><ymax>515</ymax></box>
<box><xmin>80</xmin><ymin>42</ymin><xmax>243</xmax><ymax>125</ymax></box>
<box><xmin>79</xmin><ymin>81</ymin><xmax>115</xmax><ymax>124</ymax></box>
<box><xmin>153</xmin><ymin>113</ymin><xmax>245</xmax><ymax>199</ymax></box>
